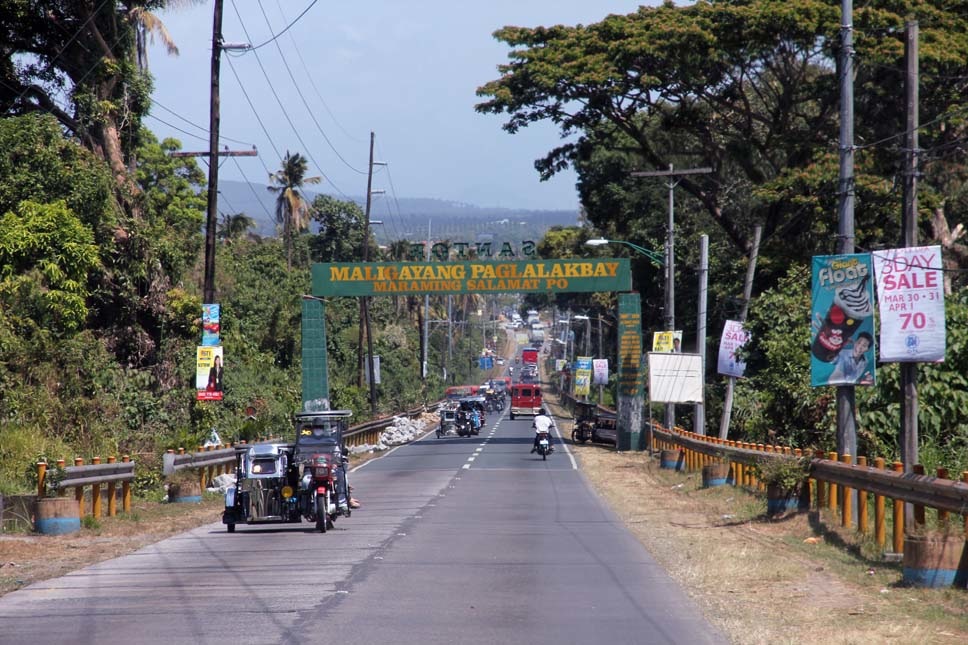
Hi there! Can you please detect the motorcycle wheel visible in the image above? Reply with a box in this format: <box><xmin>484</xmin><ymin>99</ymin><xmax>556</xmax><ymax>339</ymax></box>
<box><xmin>315</xmin><ymin>496</ymin><xmax>328</xmax><ymax>533</ymax></box>
<box><xmin>542</xmin><ymin>449</ymin><xmax>547</xmax><ymax>461</ymax></box>
<box><xmin>227</xmin><ymin>524</ymin><xmax>235</xmax><ymax>533</ymax></box>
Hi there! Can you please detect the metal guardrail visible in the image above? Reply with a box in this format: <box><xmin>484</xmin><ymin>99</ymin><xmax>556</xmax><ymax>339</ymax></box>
<box><xmin>36</xmin><ymin>457</ymin><xmax>136</xmax><ymax>518</ymax></box>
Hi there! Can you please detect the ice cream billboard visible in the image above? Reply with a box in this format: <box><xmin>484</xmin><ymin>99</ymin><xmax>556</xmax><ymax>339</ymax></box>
<box><xmin>810</xmin><ymin>254</ymin><xmax>876</xmax><ymax>386</ymax></box>
<box><xmin>872</xmin><ymin>246</ymin><xmax>945</xmax><ymax>362</ymax></box>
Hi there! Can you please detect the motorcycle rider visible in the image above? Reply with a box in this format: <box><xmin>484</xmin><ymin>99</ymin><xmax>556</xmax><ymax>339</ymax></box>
<box><xmin>531</xmin><ymin>408</ymin><xmax>554</xmax><ymax>453</ymax></box>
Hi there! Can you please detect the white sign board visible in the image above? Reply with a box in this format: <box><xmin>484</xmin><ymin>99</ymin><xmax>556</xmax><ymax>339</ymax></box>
<box><xmin>648</xmin><ymin>352</ymin><xmax>704</xmax><ymax>404</ymax></box>
<box><xmin>872</xmin><ymin>246</ymin><xmax>946</xmax><ymax>362</ymax></box>
<box><xmin>717</xmin><ymin>320</ymin><xmax>749</xmax><ymax>378</ymax></box>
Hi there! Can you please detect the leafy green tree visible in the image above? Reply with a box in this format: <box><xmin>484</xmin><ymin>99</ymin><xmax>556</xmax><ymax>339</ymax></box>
<box><xmin>268</xmin><ymin>151</ymin><xmax>320</xmax><ymax>270</ymax></box>
<box><xmin>310</xmin><ymin>194</ymin><xmax>366</xmax><ymax>262</ymax></box>
<box><xmin>0</xmin><ymin>200</ymin><xmax>100</xmax><ymax>333</ymax></box>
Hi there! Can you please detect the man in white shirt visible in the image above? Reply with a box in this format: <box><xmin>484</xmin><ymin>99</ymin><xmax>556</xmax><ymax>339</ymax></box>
<box><xmin>531</xmin><ymin>409</ymin><xmax>554</xmax><ymax>453</ymax></box>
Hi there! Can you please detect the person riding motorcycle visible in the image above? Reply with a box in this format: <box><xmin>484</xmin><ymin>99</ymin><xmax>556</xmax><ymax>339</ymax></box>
<box><xmin>531</xmin><ymin>408</ymin><xmax>554</xmax><ymax>453</ymax></box>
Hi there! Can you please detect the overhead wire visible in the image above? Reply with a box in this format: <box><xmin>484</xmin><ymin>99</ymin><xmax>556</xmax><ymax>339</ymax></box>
<box><xmin>255</xmin><ymin>0</ymin><xmax>366</xmax><ymax>175</ymax></box>
<box><xmin>149</xmin><ymin>98</ymin><xmax>257</xmax><ymax>147</ymax></box>
<box><xmin>247</xmin><ymin>0</ymin><xmax>319</xmax><ymax>51</ymax></box>
<box><xmin>274</xmin><ymin>0</ymin><xmax>365</xmax><ymax>146</ymax></box>
<box><xmin>231</xmin><ymin>155</ymin><xmax>277</xmax><ymax>223</ymax></box>
<box><xmin>227</xmin><ymin>0</ymin><xmax>349</xmax><ymax>199</ymax></box>
<box><xmin>222</xmin><ymin>55</ymin><xmax>281</xmax><ymax>177</ymax></box>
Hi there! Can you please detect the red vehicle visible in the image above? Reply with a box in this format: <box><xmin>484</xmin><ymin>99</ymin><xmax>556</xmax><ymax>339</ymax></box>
<box><xmin>509</xmin><ymin>383</ymin><xmax>542</xmax><ymax>420</ymax></box>
<box><xmin>521</xmin><ymin>348</ymin><xmax>539</xmax><ymax>366</ymax></box>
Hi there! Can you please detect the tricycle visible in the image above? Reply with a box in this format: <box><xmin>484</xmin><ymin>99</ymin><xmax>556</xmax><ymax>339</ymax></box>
<box><xmin>222</xmin><ymin>409</ymin><xmax>354</xmax><ymax>533</ymax></box>
<box><xmin>437</xmin><ymin>405</ymin><xmax>458</xmax><ymax>438</ymax></box>
<box><xmin>572</xmin><ymin>400</ymin><xmax>599</xmax><ymax>444</ymax></box>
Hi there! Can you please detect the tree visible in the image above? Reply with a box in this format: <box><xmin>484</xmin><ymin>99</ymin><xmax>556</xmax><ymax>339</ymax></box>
<box><xmin>268</xmin><ymin>151</ymin><xmax>321</xmax><ymax>270</ymax></box>
<box><xmin>310</xmin><ymin>194</ymin><xmax>366</xmax><ymax>262</ymax></box>
<box><xmin>476</xmin><ymin>1</ymin><xmax>968</xmax><ymax>270</ymax></box>
<box><xmin>218</xmin><ymin>213</ymin><xmax>257</xmax><ymax>243</ymax></box>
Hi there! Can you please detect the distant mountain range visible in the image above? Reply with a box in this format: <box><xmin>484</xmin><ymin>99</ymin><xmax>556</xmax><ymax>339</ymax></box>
<box><xmin>217</xmin><ymin>180</ymin><xmax>579</xmax><ymax>244</ymax></box>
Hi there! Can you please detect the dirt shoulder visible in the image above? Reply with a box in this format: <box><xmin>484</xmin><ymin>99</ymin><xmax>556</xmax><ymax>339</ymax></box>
<box><xmin>3</xmin><ymin>413</ymin><xmax>968</xmax><ymax>644</ymax></box>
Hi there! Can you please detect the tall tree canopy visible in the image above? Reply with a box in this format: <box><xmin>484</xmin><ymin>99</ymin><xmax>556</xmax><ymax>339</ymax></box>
<box><xmin>477</xmin><ymin>0</ymin><xmax>968</xmax><ymax>280</ymax></box>
<box><xmin>268</xmin><ymin>151</ymin><xmax>321</xmax><ymax>270</ymax></box>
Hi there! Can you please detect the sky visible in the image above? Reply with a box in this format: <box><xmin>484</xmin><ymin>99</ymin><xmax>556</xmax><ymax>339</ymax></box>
<box><xmin>147</xmin><ymin>1</ymin><xmax>648</xmax><ymax>212</ymax></box>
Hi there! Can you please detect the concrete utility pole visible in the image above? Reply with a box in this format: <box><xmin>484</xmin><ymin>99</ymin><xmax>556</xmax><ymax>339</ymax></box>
<box><xmin>361</xmin><ymin>132</ymin><xmax>382</xmax><ymax>415</ymax></box>
<box><xmin>695</xmin><ymin>234</ymin><xmax>708</xmax><ymax>435</ymax></box>
<box><xmin>631</xmin><ymin>165</ymin><xmax>712</xmax><ymax>430</ymax></box>
<box><xmin>719</xmin><ymin>226</ymin><xmax>762</xmax><ymax>439</ymax></box>
<box><xmin>900</xmin><ymin>21</ymin><xmax>919</xmax><ymax>480</ymax></box>
<box><xmin>836</xmin><ymin>0</ymin><xmax>858</xmax><ymax>464</ymax></box>
<box><xmin>173</xmin><ymin>0</ymin><xmax>255</xmax><ymax>303</ymax></box>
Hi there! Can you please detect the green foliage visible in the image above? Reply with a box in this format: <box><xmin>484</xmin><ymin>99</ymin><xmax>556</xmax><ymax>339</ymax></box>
<box><xmin>0</xmin><ymin>200</ymin><xmax>101</xmax><ymax>333</ymax></box>
<box><xmin>754</xmin><ymin>456</ymin><xmax>811</xmax><ymax>495</ymax></box>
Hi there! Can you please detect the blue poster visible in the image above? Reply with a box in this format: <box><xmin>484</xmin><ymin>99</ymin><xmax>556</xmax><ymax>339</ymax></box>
<box><xmin>202</xmin><ymin>303</ymin><xmax>221</xmax><ymax>346</ymax></box>
<box><xmin>810</xmin><ymin>254</ymin><xmax>876</xmax><ymax>386</ymax></box>
<box><xmin>478</xmin><ymin>356</ymin><xmax>493</xmax><ymax>370</ymax></box>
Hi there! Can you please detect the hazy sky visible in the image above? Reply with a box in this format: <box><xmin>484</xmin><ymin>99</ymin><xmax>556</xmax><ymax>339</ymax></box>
<box><xmin>148</xmin><ymin>1</ymin><xmax>647</xmax><ymax>211</ymax></box>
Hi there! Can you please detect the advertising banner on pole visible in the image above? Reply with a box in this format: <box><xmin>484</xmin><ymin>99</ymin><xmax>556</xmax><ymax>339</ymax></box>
<box><xmin>652</xmin><ymin>330</ymin><xmax>682</xmax><ymax>352</ymax></box>
<box><xmin>573</xmin><ymin>357</ymin><xmax>592</xmax><ymax>397</ymax></box>
<box><xmin>810</xmin><ymin>254</ymin><xmax>876</xmax><ymax>386</ymax></box>
<box><xmin>717</xmin><ymin>320</ymin><xmax>749</xmax><ymax>378</ymax></box>
<box><xmin>872</xmin><ymin>246</ymin><xmax>945</xmax><ymax>362</ymax></box>
<box><xmin>201</xmin><ymin>304</ymin><xmax>220</xmax><ymax>346</ymax></box>
<box><xmin>196</xmin><ymin>345</ymin><xmax>223</xmax><ymax>401</ymax></box>
<box><xmin>592</xmin><ymin>359</ymin><xmax>609</xmax><ymax>385</ymax></box>
<box><xmin>647</xmin><ymin>353</ymin><xmax>703</xmax><ymax>403</ymax></box>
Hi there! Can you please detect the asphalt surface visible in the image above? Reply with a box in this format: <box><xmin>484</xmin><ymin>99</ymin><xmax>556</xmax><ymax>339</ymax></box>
<box><xmin>0</xmin><ymin>401</ymin><xmax>727</xmax><ymax>645</ymax></box>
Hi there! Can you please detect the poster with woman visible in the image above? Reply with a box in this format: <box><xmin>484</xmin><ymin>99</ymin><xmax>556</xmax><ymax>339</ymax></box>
<box><xmin>810</xmin><ymin>254</ymin><xmax>876</xmax><ymax>386</ymax></box>
<box><xmin>196</xmin><ymin>345</ymin><xmax>224</xmax><ymax>401</ymax></box>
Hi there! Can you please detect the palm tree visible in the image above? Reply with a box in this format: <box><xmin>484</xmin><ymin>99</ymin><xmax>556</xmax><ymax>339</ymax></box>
<box><xmin>267</xmin><ymin>151</ymin><xmax>321</xmax><ymax>270</ymax></box>
<box><xmin>217</xmin><ymin>213</ymin><xmax>256</xmax><ymax>243</ymax></box>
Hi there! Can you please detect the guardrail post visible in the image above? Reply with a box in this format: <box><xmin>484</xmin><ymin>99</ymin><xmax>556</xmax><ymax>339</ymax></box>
<box><xmin>912</xmin><ymin>464</ymin><xmax>926</xmax><ymax>528</ymax></box>
<box><xmin>36</xmin><ymin>462</ymin><xmax>47</xmax><ymax>497</ymax></box>
<box><xmin>963</xmin><ymin>472</ymin><xmax>968</xmax><ymax>537</ymax></box>
<box><xmin>91</xmin><ymin>456</ymin><xmax>102</xmax><ymax>518</ymax></box>
<box><xmin>892</xmin><ymin>461</ymin><xmax>904</xmax><ymax>555</ymax></box>
<box><xmin>827</xmin><ymin>452</ymin><xmax>839</xmax><ymax>513</ymax></box>
<box><xmin>107</xmin><ymin>456</ymin><xmax>118</xmax><ymax>517</ymax></box>
<box><xmin>122</xmin><ymin>455</ymin><xmax>131</xmax><ymax>513</ymax></box>
<box><xmin>206</xmin><ymin>445</ymin><xmax>215</xmax><ymax>486</ymax></box>
<box><xmin>840</xmin><ymin>454</ymin><xmax>852</xmax><ymax>529</ymax></box>
<box><xmin>873</xmin><ymin>457</ymin><xmax>885</xmax><ymax>550</ymax></box>
<box><xmin>74</xmin><ymin>457</ymin><xmax>85</xmax><ymax>516</ymax></box>
<box><xmin>857</xmin><ymin>456</ymin><xmax>868</xmax><ymax>536</ymax></box>
<box><xmin>814</xmin><ymin>450</ymin><xmax>826</xmax><ymax>509</ymax></box>
<box><xmin>936</xmin><ymin>468</ymin><xmax>949</xmax><ymax>525</ymax></box>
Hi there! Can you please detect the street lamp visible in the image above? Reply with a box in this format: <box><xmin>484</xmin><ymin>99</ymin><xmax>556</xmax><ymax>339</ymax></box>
<box><xmin>585</xmin><ymin>238</ymin><xmax>664</xmax><ymax>268</ymax></box>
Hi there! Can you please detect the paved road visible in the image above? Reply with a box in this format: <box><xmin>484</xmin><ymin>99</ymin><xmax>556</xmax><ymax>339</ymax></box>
<box><xmin>0</xmin><ymin>408</ymin><xmax>727</xmax><ymax>645</ymax></box>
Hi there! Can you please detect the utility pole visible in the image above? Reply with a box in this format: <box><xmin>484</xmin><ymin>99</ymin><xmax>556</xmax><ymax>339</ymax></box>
<box><xmin>361</xmin><ymin>132</ymin><xmax>382</xmax><ymax>416</ymax></box>
<box><xmin>719</xmin><ymin>226</ymin><xmax>762</xmax><ymax>439</ymax></box>
<box><xmin>901</xmin><ymin>21</ymin><xmax>919</xmax><ymax>485</ymax></box>
<box><xmin>423</xmin><ymin>220</ymin><xmax>431</xmax><ymax>381</ymax></box>
<box><xmin>836</xmin><ymin>0</ymin><xmax>858</xmax><ymax>464</ymax></box>
<box><xmin>695</xmin><ymin>234</ymin><xmax>708</xmax><ymax>435</ymax></box>
<box><xmin>174</xmin><ymin>0</ymin><xmax>255</xmax><ymax>303</ymax></box>
<box><xmin>597</xmin><ymin>314</ymin><xmax>604</xmax><ymax>404</ymax></box>
<box><xmin>631</xmin><ymin>165</ymin><xmax>712</xmax><ymax>430</ymax></box>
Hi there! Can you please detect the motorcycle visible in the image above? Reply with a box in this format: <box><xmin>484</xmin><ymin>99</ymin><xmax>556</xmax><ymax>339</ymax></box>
<box><xmin>536</xmin><ymin>433</ymin><xmax>552</xmax><ymax>461</ymax></box>
<box><xmin>301</xmin><ymin>452</ymin><xmax>344</xmax><ymax>533</ymax></box>
<box><xmin>456</xmin><ymin>415</ymin><xmax>473</xmax><ymax>437</ymax></box>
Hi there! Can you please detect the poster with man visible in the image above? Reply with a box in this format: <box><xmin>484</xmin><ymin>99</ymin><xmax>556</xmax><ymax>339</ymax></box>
<box><xmin>872</xmin><ymin>246</ymin><xmax>945</xmax><ymax>362</ymax></box>
<box><xmin>810</xmin><ymin>254</ymin><xmax>876</xmax><ymax>386</ymax></box>
<box><xmin>196</xmin><ymin>345</ymin><xmax>224</xmax><ymax>401</ymax></box>
<box><xmin>652</xmin><ymin>330</ymin><xmax>682</xmax><ymax>353</ymax></box>
<box><xmin>717</xmin><ymin>320</ymin><xmax>749</xmax><ymax>378</ymax></box>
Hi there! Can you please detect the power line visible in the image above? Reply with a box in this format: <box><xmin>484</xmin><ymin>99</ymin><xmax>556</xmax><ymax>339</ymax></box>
<box><xmin>231</xmin><ymin>155</ymin><xmax>276</xmax><ymax>223</ymax></box>
<box><xmin>255</xmin><ymin>0</ymin><xmax>366</xmax><ymax>175</ymax></box>
<box><xmin>228</xmin><ymin>0</ymin><xmax>349</xmax><ymax>199</ymax></box>
<box><xmin>223</xmin><ymin>54</ymin><xmax>282</xmax><ymax>174</ymax></box>
<box><xmin>247</xmin><ymin>0</ymin><xmax>319</xmax><ymax>51</ymax></box>
<box><xmin>149</xmin><ymin>98</ymin><xmax>257</xmax><ymax>147</ymax></box>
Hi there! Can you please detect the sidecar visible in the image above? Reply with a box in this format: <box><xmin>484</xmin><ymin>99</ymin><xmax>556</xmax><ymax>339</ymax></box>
<box><xmin>437</xmin><ymin>405</ymin><xmax>458</xmax><ymax>438</ymax></box>
<box><xmin>222</xmin><ymin>442</ymin><xmax>300</xmax><ymax>531</ymax></box>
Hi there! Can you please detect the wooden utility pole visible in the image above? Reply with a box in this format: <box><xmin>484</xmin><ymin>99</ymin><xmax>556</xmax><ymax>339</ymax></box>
<box><xmin>900</xmin><ymin>22</ymin><xmax>919</xmax><ymax>480</ymax></box>
<box><xmin>171</xmin><ymin>0</ymin><xmax>255</xmax><ymax>303</ymax></box>
<box><xmin>360</xmin><ymin>132</ymin><xmax>378</xmax><ymax>415</ymax></box>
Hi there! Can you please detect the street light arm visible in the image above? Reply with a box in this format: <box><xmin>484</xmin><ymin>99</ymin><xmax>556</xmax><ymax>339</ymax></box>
<box><xmin>586</xmin><ymin>238</ymin><xmax>664</xmax><ymax>268</ymax></box>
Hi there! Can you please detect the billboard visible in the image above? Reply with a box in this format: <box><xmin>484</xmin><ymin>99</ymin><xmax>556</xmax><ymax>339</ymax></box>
<box><xmin>872</xmin><ymin>246</ymin><xmax>945</xmax><ymax>362</ymax></box>
<box><xmin>810</xmin><ymin>254</ymin><xmax>876</xmax><ymax>386</ymax></box>
<box><xmin>647</xmin><ymin>353</ymin><xmax>703</xmax><ymax>403</ymax></box>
